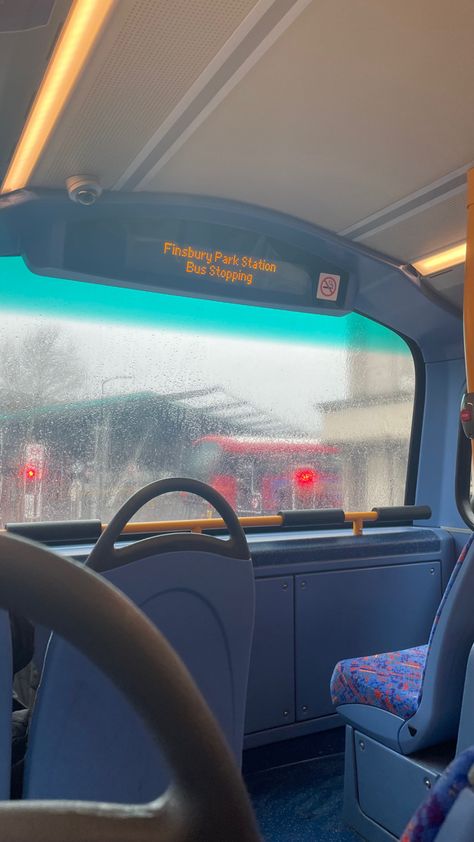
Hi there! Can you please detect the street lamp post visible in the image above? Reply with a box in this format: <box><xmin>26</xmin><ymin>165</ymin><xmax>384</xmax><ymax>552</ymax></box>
<box><xmin>97</xmin><ymin>375</ymin><xmax>133</xmax><ymax>514</ymax></box>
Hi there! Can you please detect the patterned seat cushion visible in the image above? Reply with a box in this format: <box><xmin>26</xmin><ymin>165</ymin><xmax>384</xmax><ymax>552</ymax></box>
<box><xmin>330</xmin><ymin>645</ymin><xmax>428</xmax><ymax>719</ymax></box>
<box><xmin>401</xmin><ymin>746</ymin><xmax>474</xmax><ymax>841</ymax></box>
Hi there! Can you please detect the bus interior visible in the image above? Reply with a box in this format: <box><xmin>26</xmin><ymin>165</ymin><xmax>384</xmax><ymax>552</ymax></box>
<box><xmin>0</xmin><ymin>1</ymin><xmax>473</xmax><ymax>840</ymax></box>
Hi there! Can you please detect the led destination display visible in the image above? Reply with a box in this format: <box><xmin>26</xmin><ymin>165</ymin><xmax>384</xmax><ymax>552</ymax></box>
<box><xmin>162</xmin><ymin>240</ymin><xmax>279</xmax><ymax>286</ymax></box>
<box><xmin>61</xmin><ymin>213</ymin><xmax>348</xmax><ymax>310</ymax></box>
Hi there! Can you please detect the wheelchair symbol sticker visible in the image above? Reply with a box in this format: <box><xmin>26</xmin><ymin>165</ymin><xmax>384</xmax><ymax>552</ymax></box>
<box><xmin>317</xmin><ymin>273</ymin><xmax>340</xmax><ymax>302</ymax></box>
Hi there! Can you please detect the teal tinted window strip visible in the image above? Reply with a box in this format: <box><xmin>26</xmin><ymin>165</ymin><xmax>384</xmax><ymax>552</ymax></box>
<box><xmin>0</xmin><ymin>256</ymin><xmax>408</xmax><ymax>353</ymax></box>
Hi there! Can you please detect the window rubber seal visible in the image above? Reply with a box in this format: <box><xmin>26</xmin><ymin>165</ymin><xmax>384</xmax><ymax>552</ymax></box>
<box><xmin>456</xmin><ymin>417</ymin><xmax>473</xmax><ymax>527</ymax></box>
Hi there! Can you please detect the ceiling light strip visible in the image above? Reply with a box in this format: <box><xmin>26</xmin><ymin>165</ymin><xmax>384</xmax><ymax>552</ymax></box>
<box><xmin>412</xmin><ymin>242</ymin><xmax>466</xmax><ymax>276</ymax></box>
<box><xmin>114</xmin><ymin>0</ymin><xmax>311</xmax><ymax>191</ymax></box>
<box><xmin>1</xmin><ymin>0</ymin><xmax>116</xmax><ymax>194</ymax></box>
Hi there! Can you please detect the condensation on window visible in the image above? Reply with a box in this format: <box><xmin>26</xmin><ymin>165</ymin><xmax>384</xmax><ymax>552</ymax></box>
<box><xmin>0</xmin><ymin>261</ymin><xmax>415</xmax><ymax>525</ymax></box>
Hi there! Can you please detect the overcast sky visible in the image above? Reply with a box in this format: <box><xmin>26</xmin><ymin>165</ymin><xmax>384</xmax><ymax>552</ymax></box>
<box><xmin>2</xmin><ymin>311</ymin><xmax>348</xmax><ymax>435</ymax></box>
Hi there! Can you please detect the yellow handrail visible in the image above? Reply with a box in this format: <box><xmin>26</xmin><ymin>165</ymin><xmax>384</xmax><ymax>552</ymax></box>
<box><xmin>113</xmin><ymin>511</ymin><xmax>380</xmax><ymax>537</ymax></box>
<box><xmin>118</xmin><ymin>515</ymin><xmax>284</xmax><ymax>535</ymax></box>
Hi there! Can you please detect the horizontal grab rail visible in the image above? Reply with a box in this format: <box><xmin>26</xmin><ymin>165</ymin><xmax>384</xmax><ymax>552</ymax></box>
<box><xmin>117</xmin><ymin>515</ymin><xmax>284</xmax><ymax>534</ymax></box>
<box><xmin>4</xmin><ymin>505</ymin><xmax>431</xmax><ymax>541</ymax></box>
<box><xmin>116</xmin><ymin>505</ymin><xmax>430</xmax><ymax>537</ymax></box>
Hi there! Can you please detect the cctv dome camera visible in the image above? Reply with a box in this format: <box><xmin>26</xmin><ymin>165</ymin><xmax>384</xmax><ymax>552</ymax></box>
<box><xmin>66</xmin><ymin>176</ymin><xmax>102</xmax><ymax>206</ymax></box>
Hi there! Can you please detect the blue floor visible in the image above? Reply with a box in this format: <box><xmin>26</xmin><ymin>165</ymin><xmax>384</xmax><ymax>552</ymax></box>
<box><xmin>246</xmin><ymin>753</ymin><xmax>360</xmax><ymax>841</ymax></box>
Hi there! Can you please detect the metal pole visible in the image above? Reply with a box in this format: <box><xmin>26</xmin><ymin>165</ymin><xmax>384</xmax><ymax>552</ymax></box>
<box><xmin>98</xmin><ymin>376</ymin><xmax>133</xmax><ymax>516</ymax></box>
<box><xmin>464</xmin><ymin>168</ymin><xmax>474</xmax><ymax>468</ymax></box>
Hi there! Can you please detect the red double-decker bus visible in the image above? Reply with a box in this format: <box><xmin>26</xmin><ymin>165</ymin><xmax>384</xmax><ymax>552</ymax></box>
<box><xmin>188</xmin><ymin>435</ymin><xmax>342</xmax><ymax>515</ymax></box>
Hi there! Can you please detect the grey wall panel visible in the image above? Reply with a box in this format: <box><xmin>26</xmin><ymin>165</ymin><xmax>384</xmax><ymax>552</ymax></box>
<box><xmin>295</xmin><ymin>561</ymin><xmax>441</xmax><ymax>721</ymax></box>
<box><xmin>245</xmin><ymin>577</ymin><xmax>294</xmax><ymax>734</ymax></box>
<box><xmin>355</xmin><ymin>732</ymin><xmax>439</xmax><ymax>838</ymax></box>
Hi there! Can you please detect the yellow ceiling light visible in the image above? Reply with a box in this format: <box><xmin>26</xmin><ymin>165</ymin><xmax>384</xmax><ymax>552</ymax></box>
<box><xmin>1</xmin><ymin>0</ymin><xmax>116</xmax><ymax>195</ymax></box>
<box><xmin>412</xmin><ymin>242</ymin><xmax>467</xmax><ymax>276</ymax></box>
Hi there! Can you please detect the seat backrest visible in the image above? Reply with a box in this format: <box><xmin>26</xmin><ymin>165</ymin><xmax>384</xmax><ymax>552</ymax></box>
<box><xmin>400</xmin><ymin>532</ymin><xmax>474</xmax><ymax>751</ymax></box>
<box><xmin>23</xmin><ymin>547</ymin><xmax>255</xmax><ymax>803</ymax></box>
<box><xmin>426</xmin><ymin>533</ymin><xmax>474</xmax><ymax>650</ymax></box>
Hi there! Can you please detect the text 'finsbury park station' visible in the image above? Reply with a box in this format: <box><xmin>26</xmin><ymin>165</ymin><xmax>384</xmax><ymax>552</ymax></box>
<box><xmin>162</xmin><ymin>241</ymin><xmax>277</xmax><ymax>285</ymax></box>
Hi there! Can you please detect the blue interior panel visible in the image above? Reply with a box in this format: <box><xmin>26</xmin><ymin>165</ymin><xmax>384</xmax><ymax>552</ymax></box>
<box><xmin>295</xmin><ymin>562</ymin><xmax>441</xmax><ymax>721</ymax></box>
<box><xmin>50</xmin><ymin>527</ymin><xmax>456</xmax><ymax>749</ymax></box>
<box><xmin>416</xmin><ymin>357</ymin><xmax>466</xmax><ymax>529</ymax></box>
<box><xmin>245</xmin><ymin>577</ymin><xmax>294</xmax><ymax>734</ymax></box>
<box><xmin>355</xmin><ymin>731</ymin><xmax>439</xmax><ymax>838</ymax></box>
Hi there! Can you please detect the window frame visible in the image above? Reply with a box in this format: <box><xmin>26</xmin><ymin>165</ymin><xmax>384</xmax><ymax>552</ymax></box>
<box><xmin>401</xmin><ymin>334</ymin><xmax>425</xmax><ymax>507</ymax></box>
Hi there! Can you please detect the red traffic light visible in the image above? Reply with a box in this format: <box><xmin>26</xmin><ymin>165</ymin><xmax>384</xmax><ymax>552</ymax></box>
<box><xmin>294</xmin><ymin>467</ymin><xmax>318</xmax><ymax>488</ymax></box>
<box><xmin>19</xmin><ymin>464</ymin><xmax>41</xmax><ymax>482</ymax></box>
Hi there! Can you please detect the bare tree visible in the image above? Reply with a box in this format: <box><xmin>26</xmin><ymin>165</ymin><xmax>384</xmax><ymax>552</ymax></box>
<box><xmin>0</xmin><ymin>326</ymin><xmax>85</xmax><ymax>412</ymax></box>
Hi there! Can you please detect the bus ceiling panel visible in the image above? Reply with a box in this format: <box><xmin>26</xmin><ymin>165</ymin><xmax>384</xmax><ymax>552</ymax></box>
<box><xmin>25</xmin><ymin>0</ymin><xmax>309</xmax><ymax>191</ymax></box>
<box><xmin>0</xmin><ymin>1</ymin><xmax>56</xmax><ymax>32</ymax></box>
<box><xmin>11</xmin><ymin>0</ymin><xmax>473</xmax><ymax>249</ymax></box>
<box><xmin>139</xmin><ymin>1</ymin><xmax>474</xmax><ymax>232</ymax></box>
<box><xmin>0</xmin><ymin>0</ymin><xmax>72</xmax><ymax>185</ymax></box>
<box><xmin>0</xmin><ymin>189</ymin><xmax>463</xmax><ymax>362</ymax></box>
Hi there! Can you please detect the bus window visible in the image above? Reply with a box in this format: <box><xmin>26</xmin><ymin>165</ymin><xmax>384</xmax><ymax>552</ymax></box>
<box><xmin>0</xmin><ymin>256</ymin><xmax>415</xmax><ymax>524</ymax></box>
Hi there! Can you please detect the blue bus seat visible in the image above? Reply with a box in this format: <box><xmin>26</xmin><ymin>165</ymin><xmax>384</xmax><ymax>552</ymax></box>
<box><xmin>330</xmin><ymin>532</ymin><xmax>474</xmax><ymax>754</ymax></box>
<box><xmin>401</xmin><ymin>744</ymin><xmax>474</xmax><ymax>841</ymax></box>
<box><xmin>23</xmin><ymin>479</ymin><xmax>255</xmax><ymax>804</ymax></box>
